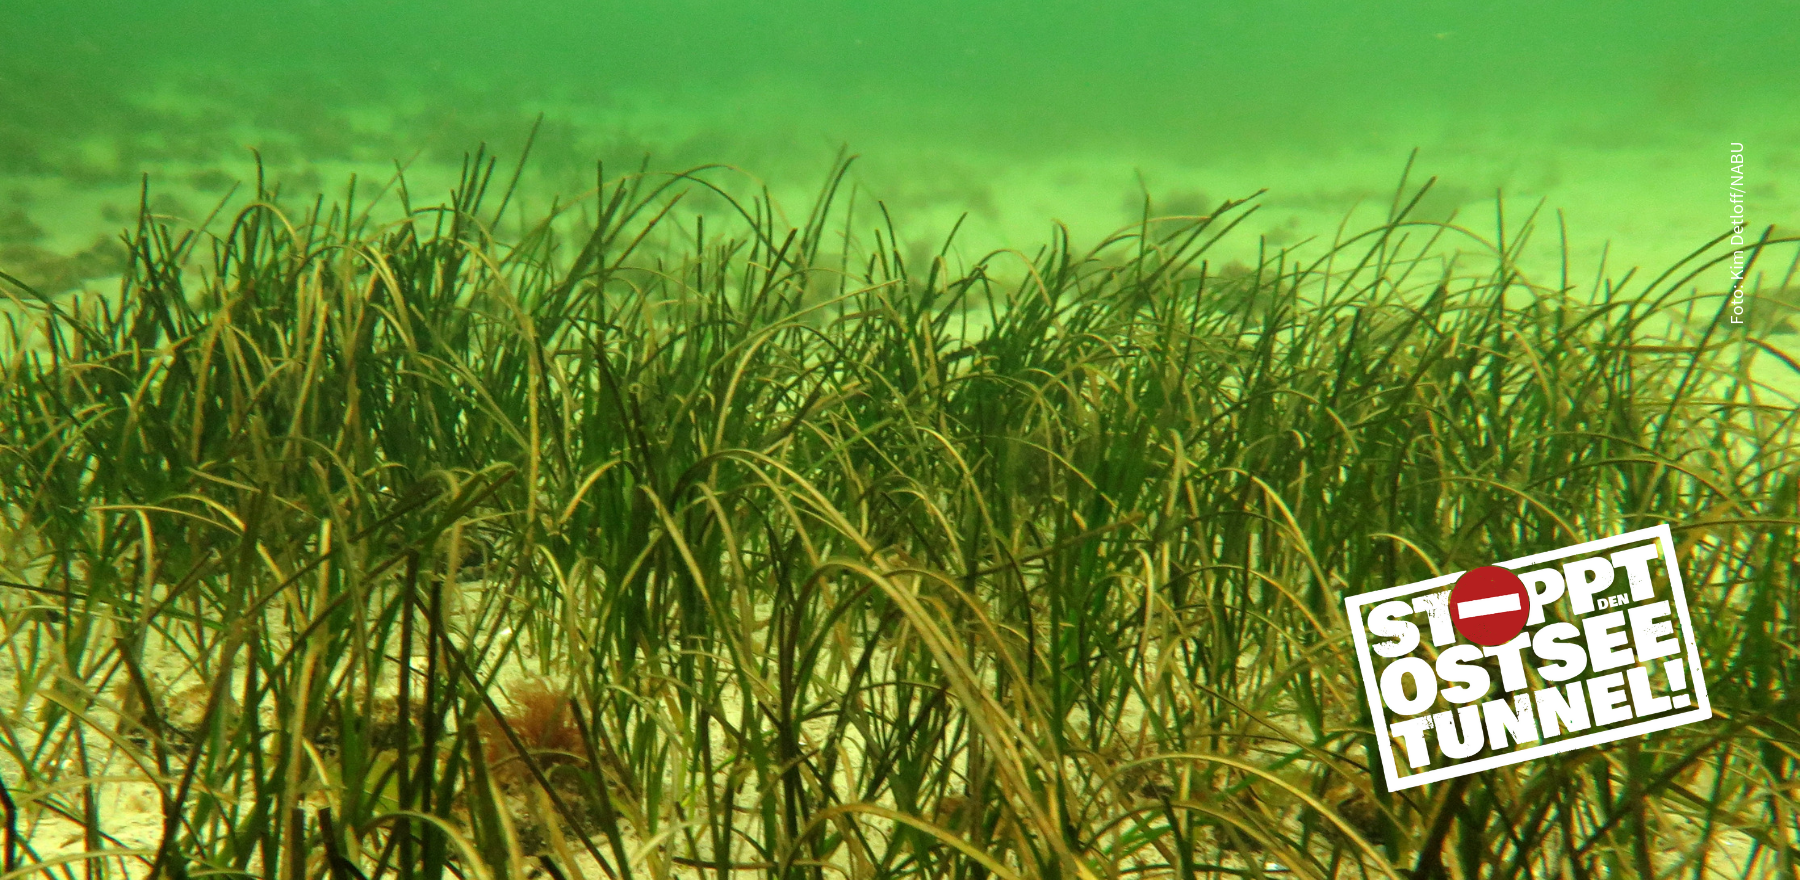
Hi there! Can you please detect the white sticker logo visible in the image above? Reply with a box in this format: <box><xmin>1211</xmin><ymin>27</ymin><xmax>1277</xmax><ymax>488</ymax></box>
<box><xmin>1345</xmin><ymin>525</ymin><xmax>1711</xmax><ymax>791</ymax></box>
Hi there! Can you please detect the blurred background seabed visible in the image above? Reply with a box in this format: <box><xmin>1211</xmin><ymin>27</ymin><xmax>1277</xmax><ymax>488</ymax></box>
<box><xmin>1</xmin><ymin>0</ymin><xmax>1797</xmax><ymax>307</ymax></box>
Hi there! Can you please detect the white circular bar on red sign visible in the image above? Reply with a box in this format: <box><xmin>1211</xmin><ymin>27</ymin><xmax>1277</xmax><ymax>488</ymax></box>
<box><xmin>1449</xmin><ymin>565</ymin><xmax>1531</xmax><ymax>646</ymax></box>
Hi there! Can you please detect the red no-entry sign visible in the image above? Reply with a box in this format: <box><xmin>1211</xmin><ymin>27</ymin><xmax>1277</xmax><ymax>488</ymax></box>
<box><xmin>1450</xmin><ymin>565</ymin><xmax>1531</xmax><ymax>646</ymax></box>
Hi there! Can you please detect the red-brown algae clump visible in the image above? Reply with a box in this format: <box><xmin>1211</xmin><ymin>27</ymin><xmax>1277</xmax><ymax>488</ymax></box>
<box><xmin>476</xmin><ymin>679</ymin><xmax>585</xmax><ymax>786</ymax></box>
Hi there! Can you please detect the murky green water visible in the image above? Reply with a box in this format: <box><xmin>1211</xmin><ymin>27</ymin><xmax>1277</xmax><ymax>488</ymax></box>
<box><xmin>11</xmin><ymin>1</ymin><xmax>1792</xmax><ymax>138</ymax></box>
<box><xmin>2</xmin><ymin>1</ymin><xmax>1797</xmax><ymax>324</ymax></box>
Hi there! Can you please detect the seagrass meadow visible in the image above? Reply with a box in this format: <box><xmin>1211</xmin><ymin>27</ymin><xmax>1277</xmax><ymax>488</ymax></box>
<box><xmin>0</xmin><ymin>144</ymin><xmax>1796</xmax><ymax>880</ymax></box>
